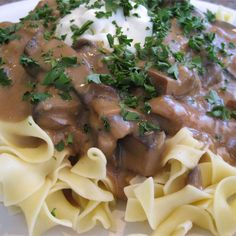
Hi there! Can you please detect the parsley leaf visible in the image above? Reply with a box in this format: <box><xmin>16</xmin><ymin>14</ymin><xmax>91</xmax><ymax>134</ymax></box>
<box><xmin>20</xmin><ymin>54</ymin><xmax>40</xmax><ymax>68</ymax></box>
<box><xmin>120</xmin><ymin>0</ymin><xmax>133</xmax><ymax>17</ymax></box>
<box><xmin>188</xmin><ymin>56</ymin><xmax>204</xmax><ymax>74</ymax></box>
<box><xmin>71</xmin><ymin>20</ymin><xmax>93</xmax><ymax>45</ymax></box>
<box><xmin>66</xmin><ymin>133</ymin><xmax>73</xmax><ymax>145</ymax></box>
<box><xmin>229</xmin><ymin>42</ymin><xmax>236</xmax><ymax>49</ymax></box>
<box><xmin>139</xmin><ymin>121</ymin><xmax>160</xmax><ymax>135</ymax></box>
<box><xmin>143</xmin><ymin>102</ymin><xmax>152</xmax><ymax>114</ymax></box>
<box><xmin>83</xmin><ymin>123</ymin><xmax>91</xmax><ymax>134</ymax></box>
<box><xmin>207</xmin><ymin>106</ymin><xmax>232</xmax><ymax>121</ymax></box>
<box><xmin>204</xmin><ymin>10</ymin><xmax>216</xmax><ymax>23</ymax></box>
<box><xmin>101</xmin><ymin>116</ymin><xmax>111</xmax><ymax>132</ymax></box>
<box><xmin>95</xmin><ymin>11</ymin><xmax>112</xmax><ymax>18</ymax></box>
<box><xmin>42</xmin><ymin>56</ymin><xmax>76</xmax><ymax>98</ymax></box>
<box><xmin>22</xmin><ymin>91</ymin><xmax>52</xmax><ymax>104</ymax></box>
<box><xmin>205</xmin><ymin>90</ymin><xmax>222</xmax><ymax>105</ymax></box>
<box><xmin>179</xmin><ymin>15</ymin><xmax>205</xmax><ymax>35</ymax></box>
<box><xmin>0</xmin><ymin>57</ymin><xmax>5</xmax><ymax>66</ymax></box>
<box><xmin>21</xmin><ymin>4</ymin><xmax>56</xmax><ymax>28</ymax></box>
<box><xmin>123</xmin><ymin>95</ymin><xmax>139</xmax><ymax>108</ymax></box>
<box><xmin>167</xmin><ymin>63</ymin><xmax>179</xmax><ymax>80</ymax></box>
<box><xmin>87</xmin><ymin>73</ymin><xmax>112</xmax><ymax>84</ymax></box>
<box><xmin>87</xmin><ymin>74</ymin><xmax>101</xmax><ymax>84</ymax></box>
<box><xmin>0</xmin><ymin>68</ymin><xmax>12</xmax><ymax>86</ymax></box>
<box><xmin>56</xmin><ymin>56</ymin><xmax>77</xmax><ymax>67</ymax></box>
<box><xmin>55</xmin><ymin>140</ymin><xmax>65</xmax><ymax>152</ymax></box>
<box><xmin>188</xmin><ymin>35</ymin><xmax>204</xmax><ymax>51</ymax></box>
<box><xmin>0</xmin><ymin>24</ymin><xmax>21</xmax><ymax>45</ymax></box>
<box><xmin>120</xmin><ymin>103</ymin><xmax>140</xmax><ymax>121</ymax></box>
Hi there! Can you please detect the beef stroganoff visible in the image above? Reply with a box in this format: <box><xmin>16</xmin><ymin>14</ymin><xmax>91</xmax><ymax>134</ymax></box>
<box><xmin>0</xmin><ymin>0</ymin><xmax>235</xmax><ymax>235</ymax></box>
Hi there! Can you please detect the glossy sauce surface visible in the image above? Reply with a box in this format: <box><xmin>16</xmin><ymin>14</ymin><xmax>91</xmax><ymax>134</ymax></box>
<box><xmin>0</xmin><ymin>0</ymin><xmax>236</xmax><ymax>198</ymax></box>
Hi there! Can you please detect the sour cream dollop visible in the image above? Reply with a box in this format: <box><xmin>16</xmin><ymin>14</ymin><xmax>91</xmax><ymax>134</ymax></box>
<box><xmin>55</xmin><ymin>1</ymin><xmax>153</xmax><ymax>52</ymax></box>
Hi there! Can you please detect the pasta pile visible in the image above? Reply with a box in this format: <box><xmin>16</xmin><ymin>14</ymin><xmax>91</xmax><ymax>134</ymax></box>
<box><xmin>1</xmin><ymin>117</ymin><xmax>236</xmax><ymax>236</ymax></box>
<box><xmin>125</xmin><ymin>128</ymin><xmax>236</xmax><ymax>236</ymax></box>
<box><xmin>0</xmin><ymin>117</ymin><xmax>114</xmax><ymax>236</ymax></box>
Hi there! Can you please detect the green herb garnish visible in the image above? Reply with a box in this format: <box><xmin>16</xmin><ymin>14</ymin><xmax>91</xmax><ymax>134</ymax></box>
<box><xmin>55</xmin><ymin>140</ymin><xmax>65</xmax><ymax>152</ymax></box>
<box><xmin>139</xmin><ymin>120</ymin><xmax>160</xmax><ymax>135</ymax></box>
<box><xmin>207</xmin><ymin>105</ymin><xmax>232</xmax><ymax>121</ymax></box>
<box><xmin>101</xmin><ymin>116</ymin><xmax>111</xmax><ymax>132</ymax></box>
<box><xmin>22</xmin><ymin>91</ymin><xmax>52</xmax><ymax>104</ymax></box>
<box><xmin>0</xmin><ymin>68</ymin><xmax>12</xmax><ymax>86</ymax></box>
<box><xmin>66</xmin><ymin>133</ymin><xmax>73</xmax><ymax>145</ymax></box>
<box><xmin>20</xmin><ymin>54</ymin><xmax>40</xmax><ymax>68</ymax></box>
<box><xmin>0</xmin><ymin>24</ymin><xmax>21</xmax><ymax>45</ymax></box>
<box><xmin>204</xmin><ymin>10</ymin><xmax>216</xmax><ymax>23</ymax></box>
<box><xmin>71</xmin><ymin>20</ymin><xmax>94</xmax><ymax>45</ymax></box>
<box><xmin>95</xmin><ymin>11</ymin><xmax>112</xmax><ymax>18</ymax></box>
<box><xmin>205</xmin><ymin>90</ymin><xmax>222</xmax><ymax>105</ymax></box>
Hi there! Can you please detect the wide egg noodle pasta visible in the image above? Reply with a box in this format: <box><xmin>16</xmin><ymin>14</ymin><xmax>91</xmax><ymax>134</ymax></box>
<box><xmin>2</xmin><ymin>115</ymin><xmax>236</xmax><ymax>236</ymax></box>
<box><xmin>0</xmin><ymin>116</ymin><xmax>115</xmax><ymax>236</ymax></box>
<box><xmin>151</xmin><ymin>205</ymin><xmax>217</xmax><ymax>236</ymax></box>
<box><xmin>0</xmin><ymin>146</ymin><xmax>67</xmax><ymax>207</ymax></box>
<box><xmin>124</xmin><ymin>128</ymin><xmax>236</xmax><ymax>236</ymax></box>
<box><xmin>125</xmin><ymin>178</ymin><xmax>210</xmax><ymax>230</ymax></box>
<box><xmin>0</xmin><ymin>116</ymin><xmax>54</xmax><ymax>163</ymax></box>
<box><xmin>71</xmin><ymin>147</ymin><xmax>107</xmax><ymax>180</ymax></box>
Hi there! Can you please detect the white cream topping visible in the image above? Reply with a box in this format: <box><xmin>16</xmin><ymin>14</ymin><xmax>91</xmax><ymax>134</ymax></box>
<box><xmin>55</xmin><ymin>1</ymin><xmax>153</xmax><ymax>52</ymax></box>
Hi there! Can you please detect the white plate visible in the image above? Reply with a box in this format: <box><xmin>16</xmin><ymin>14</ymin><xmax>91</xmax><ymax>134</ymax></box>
<box><xmin>0</xmin><ymin>1</ymin><xmax>235</xmax><ymax>236</ymax></box>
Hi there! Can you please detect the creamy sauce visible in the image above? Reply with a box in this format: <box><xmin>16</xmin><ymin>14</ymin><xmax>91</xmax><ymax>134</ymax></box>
<box><xmin>55</xmin><ymin>0</ymin><xmax>152</xmax><ymax>52</ymax></box>
<box><xmin>0</xmin><ymin>0</ymin><xmax>236</xmax><ymax>199</ymax></box>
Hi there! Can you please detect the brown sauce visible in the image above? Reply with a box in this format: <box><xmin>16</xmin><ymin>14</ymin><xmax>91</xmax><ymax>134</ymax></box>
<box><xmin>0</xmin><ymin>0</ymin><xmax>236</xmax><ymax>199</ymax></box>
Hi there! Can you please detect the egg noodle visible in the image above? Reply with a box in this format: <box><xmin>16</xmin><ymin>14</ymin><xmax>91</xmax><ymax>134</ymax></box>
<box><xmin>0</xmin><ymin>117</ymin><xmax>236</xmax><ymax>235</ymax></box>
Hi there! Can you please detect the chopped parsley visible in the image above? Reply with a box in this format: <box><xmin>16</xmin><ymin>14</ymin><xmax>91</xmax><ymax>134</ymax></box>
<box><xmin>0</xmin><ymin>57</ymin><xmax>5</xmax><ymax>66</ymax></box>
<box><xmin>204</xmin><ymin>10</ymin><xmax>216</xmax><ymax>23</ymax></box>
<box><xmin>120</xmin><ymin>103</ymin><xmax>140</xmax><ymax>121</ymax></box>
<box><xmin>0</xmin><ymin>68</ymin><xmax>12</xmax><ymax>86</ymax></box>
<box><xmin>179</xmin><ymin>15</ymin><xmax>205</xmax><ymax>35</ymax></box>
<box><xmin>205</xmin><ymin>90</ymin><xmax>222</xmax><ymax>105</ymax></box>
<box><xmin>0</xmin><ymin>24</ymin><xmax>21</xmax><ymax>45</ymax></box>
<box><xmin>83</xmin><ymin>123</ymin><xmax>91</xmax><ymax>134</ymax></box>
<box><xmin>42</xmin><ymin>56</ymin><xmax>77</xmax><ymax>99</ymax></box>
<box><xmin>139</xmin><ymin>120</ymin><xmax>160</xmax><ymax>135</ymax></box>
<box><xmin>205</xmin><ymin>90</ymin><xmax>236</xmax><ymax>120</ymax></box>
<box><xmin>56</xmin><ymin>0</ymin><xmax>89</xmax><ymax>17</ymax></box>
<box><xmin>71</xmin><ymin>20</ymin><xmax>94</xmax><ymax>45</ymax></box>
<box><xmin>22</xmin><ymin>91</ymin><xmax>52</xmax><ymax>104</ymax></box>
<box><xmin>86</xmin><ymin>73</ymin><xmax>102</xmax><ymax>84</ymax></box>
<box><xmin>120</xmin><ymin>0</ymin><xmax>133</xmax><ymax>17</ymax></box>
<box><xmin>20</xmin><ymin>54</ymin><xmax>40</xmax><ymax>68</ymax></box>
<box><xmin>55</xmin><ymin>140</ymin><xmax>65</xmax><ymax>152</ymax></box>
<box><xmin>173</xmin><ymin>51</ymin><xmax>185</xmax><ymax>63</ymax></box>
<box><xmin>86</xmin><ymin>73</ymin><xmax>112</xmax><ymax>84</ymax></box>
<box><xmin>66</xmin><ymin>133</ymin><xmax>73</xmax><ymax>145</ymax></box>
<box><xmin>21</xmin><ymin>4</ymin><xmax>56</xmax><ymax>28</ymax></box>
<box><xmin>143</xmin><ymin>102</ymin><xmax>152</xmax><ymax>114</ymax></box>
<box><xmin>101</xmin><ymin>116</ymin><xmax>111</xmax><ymax>132</ymax></box>
<box><xmin>56</xmin><ymin>56</ymin><xmax>78</xmax><ymax>68</ymax></box>
<box><xmin>44</xmin><ymin>30</ymin><xmax>54</xmax><ymax>40</ymax></box>
<box><xmin>188</xmin><ymin>56</ymin><xmax>204</xmax><ymax>75</ymax></box>
<box><xmin>229</xmin><ymin>42</ymin><xmax>236</xmax><ymax>49</ymax></box>
<box><xmin>123</xmin><ymin>95</ymin><xmax>139</xmax><ymax>108</ymax></box>
<box><xmin>188</xmin><ymin>35</ymin><xmax>204</xmax><ymax>51</ymax></box>
<box><xmin>95</xmin><ymin>11</ymin><xmax>112</xmax><ymax>19</ymax></box>
<box><xmin>167</xmin><ymin>63</ymin><xmax>179</xmax><ymax>80</ymax></box>
<box><xmin>207</xmin><ymin>106</ymin><xmax>232</xmax><ymax>121</ymax></box>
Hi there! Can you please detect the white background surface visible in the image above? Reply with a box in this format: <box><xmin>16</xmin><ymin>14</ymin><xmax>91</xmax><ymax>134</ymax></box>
<box><xmin>0</xmin><ymin>1</ymin><xmax>235</xmax><ymax>235</ymax></box>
